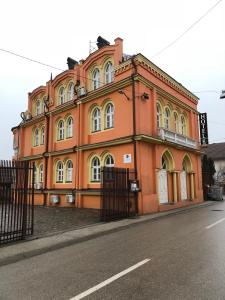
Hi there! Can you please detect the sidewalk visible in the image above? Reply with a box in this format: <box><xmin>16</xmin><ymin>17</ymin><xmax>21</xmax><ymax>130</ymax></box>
<box><xmin>0</xmin><ymin>201</ymin><xmax>216</xmax><ymax>267</ymax></box>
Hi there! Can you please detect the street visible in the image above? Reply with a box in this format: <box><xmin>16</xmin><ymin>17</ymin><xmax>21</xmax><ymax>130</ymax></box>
<box><xmin>1</xmin><ymin>201</ymin><xmax>225</xmax><ymax>300</ymax></box>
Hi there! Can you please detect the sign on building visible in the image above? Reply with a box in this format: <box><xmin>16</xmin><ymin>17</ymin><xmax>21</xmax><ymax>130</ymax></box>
<box><xmin>199</xmin><ymin>113</ymin><xmax>208</xmax><ymax>145</ymax></box>
<box><xmin>123</xmin><ymin>154</ymin><xmax>132</xmax><ymax>163</ymax></box>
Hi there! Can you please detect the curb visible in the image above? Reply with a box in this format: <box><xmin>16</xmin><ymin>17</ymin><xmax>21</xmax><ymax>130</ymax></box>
<box><xmin>0</xmin><ymin>201</ymin><xmax>217</xmax><ymax>267</ymax></box>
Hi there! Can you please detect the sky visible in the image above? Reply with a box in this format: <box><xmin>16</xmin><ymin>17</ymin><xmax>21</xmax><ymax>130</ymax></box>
<box><xmin>0</xmin><ymin>0</ymin><xmax>225</xmax><ymax>159</ymax></box>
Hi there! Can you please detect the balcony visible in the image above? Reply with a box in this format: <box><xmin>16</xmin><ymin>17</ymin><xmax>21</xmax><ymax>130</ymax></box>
<box><xmin>158</xmin><ymin>128</ymin><xmax>197</xmax><ymax>149</ymax></box>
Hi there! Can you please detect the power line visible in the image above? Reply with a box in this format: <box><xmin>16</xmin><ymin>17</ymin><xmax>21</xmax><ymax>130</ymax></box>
<box><xmin>0</xmin><ymin>48</ymin><xmax>64</xmax><ymax>71</ymax></box>
<box><xmin>151</xmin><ymin>0</ymin><xmax>224</xmax><ymax>58</ymax></box>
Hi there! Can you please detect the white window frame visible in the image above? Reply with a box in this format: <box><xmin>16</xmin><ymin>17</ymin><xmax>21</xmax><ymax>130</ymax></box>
<box><xmin>164</xmin><ymin>108</ymin><xmax>170</xmax><ymax>130</ymax></box>
<box><xmin>92</xmin><ymin>108</ymin><xmax>101</xmax><ymax>132</ymax></box>
<box><xmin>105</xmin><ymin>62</ymin><xmax>113</xmax><ymax>84</ymax></box>
<box><xmin>174</xmin><ymin>112</ymin><xmax>178</xmax><ymax>132</ymax></box>
<box><xmin>157</xmin><ymin>103</ymin><xmax>161</xmax><ymax>128</ymax></box>
<box><xmin>39</xmin><ymin>164</ymin><xmax>44</xmax><ymax>183</ymax></box>
<box><xmin>105</xmin><ymin>155</ymin><xmax>114</xmax><ymax>167</ymax></box>
<box><xmin>105</xmin><ymin>103</ymin><xmax>114</xmax><ymax>129</ymax></box>
<box><xmin>93</xmin><ymin>68</ymin><xmax>100</xmax><ymax>90</ymax></box>
<box><xmin>91</xmin><ymin>157</ymin><xmax>100</xmax><ymax>182</ymax></box>
<box><xmin>34</xmin><ymin>128</ymin><xmax>39</xmax><ymax>146</ymax></box>
<box><xmin>181</xmin><ymin>116</ymin><xmax>186</xmax><ymax>135</ymax></box>
<box><xmin>59</xmin><ymin>86</ymin><xmax>65</xmax><ymax>105</ymax></box>
<box><xmin>57</xmin><ymin>120</ymin><xmax>64</xmax><ymax>140</ymax></box>
<box><xmin>56</xmin><ymin>161</ymin><xmax>64</xmax><ymax>182</ymax></box>
<box><xmin>66</xmin><ymin>117</ymin><xmax>73</xmax><ymax>138</ymax></box>
<box><xmin>36</xmin><ymin>100</ymin><xmax>41</xmax><ymax>116</ymax></box>
<box><xmin>40</xmin><ymin>126</ymin><xmax>45</xmax><ymax>145</ymax></box>
<box><xmin>68</xmin><ymin>82</ymin><xmax>74</xmax><ymax>101</ymax></box>
<box><xmin>66</xmin><ymin>160</ymin><xmax>73</xmax><ymax>182</ymax></box>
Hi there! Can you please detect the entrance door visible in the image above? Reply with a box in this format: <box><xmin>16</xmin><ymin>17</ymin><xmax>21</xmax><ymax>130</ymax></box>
<box><xmin>180</xmin><ymin>171</ymin><xmax>187</xmax><ymax>200</ymax></box>
<box><xmin>158</xmin><ymin>169</ymin><xmax>168</xmax><ymax>204</ymax></box>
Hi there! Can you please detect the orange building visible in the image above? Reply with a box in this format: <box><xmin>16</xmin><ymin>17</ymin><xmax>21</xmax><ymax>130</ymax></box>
<box><xmin>12</xmin><ymin>36</ymin><xmax>203</xmax><ymax>214</ymax></box>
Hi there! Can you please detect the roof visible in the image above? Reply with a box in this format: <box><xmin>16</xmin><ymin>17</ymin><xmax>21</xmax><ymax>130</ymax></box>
<box><xmin>203</xmin><ymin>142</ymin><xmax>225</xmax><ymax>160</ymax></box>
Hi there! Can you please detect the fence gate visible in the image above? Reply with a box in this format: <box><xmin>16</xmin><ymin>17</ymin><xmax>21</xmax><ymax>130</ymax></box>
<box><xmin>0</xmin><ymin>160</ymin><xmax>34</xmax><ymax>245</ymax></box>
<box><xmin>100</xmin><ymin>167</ymin><xmax>137</xmax><ymax>222</ymax></box>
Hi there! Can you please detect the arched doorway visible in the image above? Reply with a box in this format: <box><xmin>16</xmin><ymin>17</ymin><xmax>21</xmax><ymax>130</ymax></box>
<box><xmin>158</xmin><ymin>151</ymin><xmax>174</xmax><ymax>204</ymax></box>
<box><xmin>180</xmin><ymin>155</ymin><xmax>193</xmax><ymax>201</ymax></box>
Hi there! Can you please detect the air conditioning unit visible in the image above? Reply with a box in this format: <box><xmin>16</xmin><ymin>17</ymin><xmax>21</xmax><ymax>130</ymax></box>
<box><xmin>77</xmin><ymin>87</ymin><xmax>86</xmax><ymax>97</ymax></box>
<box><xmin>66</xmin><ymin>194</ymin><xmax>75</xmax><ymax>203</ymax></box>
<box><xmin>34</xmin><ymin>182</ymin><xmax>43</xmax><ymax>189</ymax></box>
<box><xmin>50</xmin><ymin>195</ymin><xmax>60</xmax><ymax>204</ymax></box>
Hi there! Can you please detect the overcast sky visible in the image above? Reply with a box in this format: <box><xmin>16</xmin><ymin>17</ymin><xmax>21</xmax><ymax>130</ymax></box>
<box><xmin>0</xmin><ymin>0</ymin><xmax>225</xmax><ymax>159</ymax></box>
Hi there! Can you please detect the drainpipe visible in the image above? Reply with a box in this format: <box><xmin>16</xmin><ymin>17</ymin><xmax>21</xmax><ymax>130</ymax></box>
<box><xmin>131</xmin><ymin>56</ymin><xmax>138</xmax><ymax>177</ymax></box>
<box><xmin>131</xmin><ymin>55</ymin><xmax>138</xmax><ymax>214</ymax></box>
<box><xmin>43</xmin><ymin>96</ymin><xmax>50</xmax><ymax>206</ymax></box>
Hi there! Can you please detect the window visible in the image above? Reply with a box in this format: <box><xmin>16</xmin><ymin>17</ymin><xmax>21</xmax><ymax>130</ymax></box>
<box><xmin>56</xmin><ymin>161</ymin><xmax>64</xmax><ymax>182</ymax></box>
<box><xmin>66</xmin><ymin>117</ymin><xmax>73</xmax><ymax>138</ymax></box>
<box><xmin>36</xmin><ymin>100</ymin><xmax>41</xmax><ymax>115</ymax></box>
<box><xmin>156</xmin><ymin>103</ymin><xmax>162</xmax><ymax>128</ymax></box>
<box><xmin>40</xmin><ymin>126</ymin><xmax>45</xmax><ymax>145</ymax></box>
<box><xmin>174</xmin><ymin>112</ymin><xmax>178</xmax><ymax>132</ymax></box>
<box><xmin>162</xmin><ymin>156</ymin><xmax>167</xmax><ymax>170</ymax></box>
<box><xmin>105</xmin><ymin>155</ymin><xmax>114</xmax><ymax>167</ymax></box>
<box><xmin>181</xmin><ymin>116</ymin><xmax>186</xmax><ymax>135</ymax></box>
<box><xmin>92</xmin><ymin>107</ymin><xmax>101</xmax><ymax>132</ymax></box>
<box><xmin>105</xmin><ymin>62</ymin><xmax>113</xmax><ymax>84</ymax></box>
<box><xmin>39</xmin><ymin>164</ymin><xmax>43</xmax><ymax>183</ymax></box>
<box><xmin>34</xmin><ymin>128</ymin><xmax>39</xmax><ymax>146</ymax></box>
<box><xmin>164</xmin><ymin>108</ymin><xmax>170</xmax><ymax>130</ymax></box>
<box><xmin>105</xmin><ymin>103</ymin><xmax>114</xmax><ymax>129</ymax></box>
<box><xmin>66</xmin><ymin>160</ymin><xmax>73</xmax><ymax>182</ymax></box>
<box><xmin>34</xmin><ymin>165</ymin><xmax>37</xmax><ymax>184</ymax></box>
<box><xmin>91</xmin><ymin>157</ymin><xmax>100</xmax><ymax>181</ymax></box>
<box><xmin>57</xmin><ymin>120</ymin><xmax>64</xmax><ymax>140</ymax></box>
<box><xmin>68</xmin><ymin>82</ymin><xmax>74</xmax><ymax>101</ymax></box>
<box><xmin>58</xmin><ymin>86</ymin><xmax>65</xmax><ymax>105</ymax></box>
<box><xmin>93</xmin><ymin>68</ymin><xmax>100</xmax><ymax>90</ymax></box>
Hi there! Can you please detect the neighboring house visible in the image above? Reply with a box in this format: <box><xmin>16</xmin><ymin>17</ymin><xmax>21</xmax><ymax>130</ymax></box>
<box><xmin>203</xmin><ymin>142</ymin><xmax>225</xmax><ymax>185</ymax></box>
<box><xmin>11</xmin><ymin>36</ymin><xmax>203</xmax><ymax>214</ymax></box>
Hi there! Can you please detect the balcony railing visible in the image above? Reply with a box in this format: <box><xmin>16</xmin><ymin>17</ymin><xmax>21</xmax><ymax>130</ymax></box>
<box><xmin>158</xmin><ymin>128</ymin><xmax>197</xmax><ymax>149</ymax></box>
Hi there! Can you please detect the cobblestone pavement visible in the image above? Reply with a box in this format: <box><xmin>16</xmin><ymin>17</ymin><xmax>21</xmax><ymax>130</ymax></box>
<box><xmin>33</xmin><ymin>206</ymin><xmax>100</xmax><ymax>238</ymax></box>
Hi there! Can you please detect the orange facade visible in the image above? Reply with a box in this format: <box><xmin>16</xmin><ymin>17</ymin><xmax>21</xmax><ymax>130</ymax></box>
<box><xmin>12</xmin><ymin>37</ymin><xmax>203</xmax><ymax>214</ymax></box>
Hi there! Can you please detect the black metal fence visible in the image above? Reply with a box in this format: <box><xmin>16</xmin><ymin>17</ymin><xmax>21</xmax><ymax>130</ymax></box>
<box><xmin>100</xmin><ymin>167</ymin><xmax>137</xmax><ymax>222</ymax></box>
<box><xmin>0</xmin><ymin>160</ymin><xmax>34</xmax><ymax>245</ymax></box>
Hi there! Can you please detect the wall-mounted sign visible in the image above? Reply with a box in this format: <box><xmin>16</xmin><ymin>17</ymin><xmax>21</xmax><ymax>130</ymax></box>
<box><xmin>123</xmin><ymin>154</ymin><xmax>132</xmax><ymax>163</ymax></box>
<box><xmin>199</xmin><ymin>113</ymin><xmax>208</xmax><ymax>145</ymax></box>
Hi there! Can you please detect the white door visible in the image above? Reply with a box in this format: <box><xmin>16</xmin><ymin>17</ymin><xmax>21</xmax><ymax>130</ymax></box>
<box><xmin>158</xmin><ymin>169</ymin><xmax>168</xmax><ymax>204</ymax></box>
<box><xmin>181</xmin><ymin>171</ymin><xmax>187</xmax><ymax>200</ymax></box>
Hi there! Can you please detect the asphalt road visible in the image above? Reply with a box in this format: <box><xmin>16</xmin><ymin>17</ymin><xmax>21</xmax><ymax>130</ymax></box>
<box><xmin>1</xmin><ymin>201</ymin><xmax>225</xmax><ymax>300</ymax></box>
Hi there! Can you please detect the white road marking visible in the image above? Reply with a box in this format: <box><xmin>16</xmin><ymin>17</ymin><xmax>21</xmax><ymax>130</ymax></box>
<box><xmin>69</xmin><ymin>258</ymin><xmax>151</xmax><ymax>300</ymax></box>
<box><xmin>206</xmin><ymin>218</ymin><xmax>225</xmax><ymax>229</ymax></box>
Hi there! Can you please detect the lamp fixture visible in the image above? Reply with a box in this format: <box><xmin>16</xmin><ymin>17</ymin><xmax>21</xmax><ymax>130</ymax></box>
<box><xmin>118</xmin><ymin>90</ymin><xmax>130</xmax><ymax>100</ymax></box>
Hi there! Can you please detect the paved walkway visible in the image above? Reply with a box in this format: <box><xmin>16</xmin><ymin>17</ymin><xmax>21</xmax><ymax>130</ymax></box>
<box><xmin>0</xmin><ymin>201</ymin><xmax>217</xmax><ymax>267</ymax></box>
<box><xmin>33</xmin><ymin>206</ymin><xmax>100</xmax><ymax>237</ymax></box>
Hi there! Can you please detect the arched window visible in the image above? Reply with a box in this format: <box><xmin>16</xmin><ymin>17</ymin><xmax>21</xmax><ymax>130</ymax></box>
<box><xmin>56</xmin><ymin>161</ymin><xmax>63</xmax><ymax>182</ymax></box>
<box><xmin>93</xmin><ymin>68</ymin><xmax>100</xmax><ymax>90</ymax></box>
<box><xmin>156</xmin><ymin>103</ymin><xmax>162</xmax><ymax>128</ymax></box>
<box><xmin>162</xmin><ymin>156</ymin><xmax>168</xmax><ymax>170</ymax></box>
<box><xmin>66</xmin><ymin>117</ymin><xmax>73</xmax><ymax>138</ymax></box>
<box><xmin>92</xmin><ymin>107</ymin><xmax>101</xmax><ymax>132</ymax></box>
<box><xmin>105</xmin><ymin>155</ymin><xmax>114</xmax><ymax>167</ymax></box>
<box><xmin>39</xmin><ymin>164</ymin><xmax>44</xmax><ymax>183</ymax></box>
<box><xmin>105</xmin><ymin>103</ymin><xmax>114</xmax><ymax>129</ymax></box>
<box><xmin>58</xmin><ymin>86</ymin><xmax>65</xmax><ymax>105</ymax></box>
<box><xmin>164</xmin><ymin>108</ymin><xmax>170</xmax><ymax>130</ymax></box>
<box><xmin>66</xmin><ymin>160</ymin><xmax>73</xmax><ymax>182</ymax></box>
<box><xmin>34</xmin><ymin>164</ymin><xmax>37</xmax><ymax>184</ymax></box>
<box><xmin>40</xmin><ymin>126</ymin><xmax>45</xmax><ymax>145</ymax></box>
<box><xmin>34</xmin><ymin>128</ymin><xmax>39</xmax><ymax>146</ymax></box>
<box><xmin>67</xmin><ymin>82</ymin><xmax>74</xmax><ymax>101</ymax></box>
<box><xmin>57</xmin><ymin>120</ymin><xmax>64</xmax><ymax>140</ymax></box>
<box><xmin>173</xmin><ymin>112</ymin><xmax>178</xmax><ymax>132</ymax></box>
<box><xmin>105</xmin><ymin>62</ymin><xmax>113</xmax><ymax>84</ymax></box>
<box><xmin>91</xmin><ymin>157</ymin><xmax>100</xmax><ymax>181</ymax></box>
<box><xmin>181</xmin><ymin>116</ymin><xmax>186</xmax><ymax>135</ymax></box>
<box><xmin>36</xmin><ymin>100</ymin><xmax>41</xmax><ymax>115</ymax></box>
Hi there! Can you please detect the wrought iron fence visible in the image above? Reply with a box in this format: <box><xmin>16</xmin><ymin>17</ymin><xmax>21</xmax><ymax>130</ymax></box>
<box><xmin>100</xmin><ymin>167</ymin><xmax>137</xmax><ymax>222</ymax></box>
<box><xmin>0</xmin><ymin>160</ymin><xmax>34</xmax><ymax>245</ymax></box>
